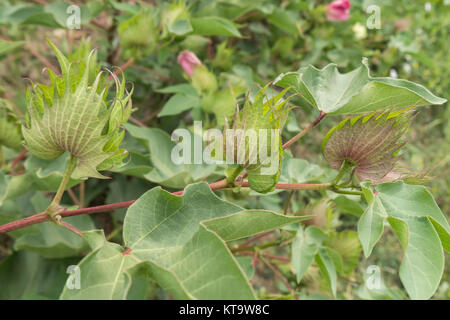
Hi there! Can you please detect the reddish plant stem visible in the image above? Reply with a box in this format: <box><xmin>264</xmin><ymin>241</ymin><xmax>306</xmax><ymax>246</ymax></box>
<box><xmin>27</xmin><ymin>45</ymin><xmax>60</xmax><ymax>76</ymax></box>
<box><xmin>129</xmin><ymin>116</ymin><xmax>148</xmax><ymax>128</ymax></box>
<box><xmin>0</xmin><ymin>180</ymin><xmax>333</xmax><ymax>234</ymax></box>
<box><xmin>237</xmin><ymin>181</ymin><xmax>331</xmax><ymax>190</ymax></box>
<box><xmin>259</xmin><ymin>256</ymin><xmax>298</xmax><ymax>299</ymax></box>
<box><xmin>10</xmin><ymin>149</ymin><xmax>28</xmax><ymax>175</ymax></box>
<box><xmin>282</xmin><ymin>111</ymin><xmax>326</xmax><ymax>149</ymax></box>
<box><xmin>0</xmin><ymin>201</ymin><xmax>135</xmax><ymax>234</ymax></box>
<box><xmin>236</xmin><ymin>251</ymin><xmax>291</xmax><ymax>263</ymax></box>
<box><xmin>109</xmin><ymin>58</ymin><xmax>135</xmax><ymax>79</ymax></box>
<box><xmin>261</xmin><ymin>253</ymin><xmax>291</xmax><ymax>263</ymax></box>
<box><xmin>236</xmin><ymin>231</ymin><xmax>274</xmax><ymax>249</ymax></box>
<box><xmin>67</xmin><ymin>188</ymin><xmax>81</xmax><ymax>207</ymax></box>
<box><xmin>59</xmin><ymin>221</ymin><xmax>82</xmax><ymax>236</ymax></box>
<box><xmin>0</xmin><ymin>113</ymin><xmax>327</xmax><ymax>234</ymax></box>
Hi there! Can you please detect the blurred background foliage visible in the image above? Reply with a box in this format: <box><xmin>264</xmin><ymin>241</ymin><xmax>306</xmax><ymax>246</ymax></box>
<box><xmin>0</xmin><ymin>0</ymin><xmax>448</xmax><ymax>299</ymax></box>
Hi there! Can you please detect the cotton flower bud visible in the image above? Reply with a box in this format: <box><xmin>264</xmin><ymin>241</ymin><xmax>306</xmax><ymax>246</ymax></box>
<box><xmin>326</xmin><ymin>0</ymin><xmax>351</xmax><ymax>21</ymax></box>
<box><xmin>177</xmin><ymin>50</ymin><xmax>202</xmax><ymax>77</ymax></box>
<box><xmin>22</xmin><ymin>40</ymin><xmax>134</xmax><ymax>180</ymax></box>
<box><xmin>322</xmin><ymin>111</ymin><xmax>411</xmax><ymax>183</ymax></box>
<box><xmin>118</xmin><ymin>9</ymin><xmax>158</xmax><ymax>60</ymax></box>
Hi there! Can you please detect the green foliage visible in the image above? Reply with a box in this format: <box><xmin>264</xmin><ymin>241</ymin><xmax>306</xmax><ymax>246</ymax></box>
<box><xmin>0</xmin><ymin>0</ymin><xmax>448</xmax><ymax>302</ymax></box>
<box><xmin>275</xmin><ymin>59</ymin><xmax>446</xmax><ymax>115</ymax></box>
<box><xmin>118</xmin><ymin>9</ymin><xmax>159</xmax><ymax>60</ymax></box>
<box><xmin>358</xmin><ymin>181</ymin><xmax>449</xmax><ymax>299</ymax></box>
<box><xmin>0</xmin><ymin>99</ymin><xmax>21</xmax><ymax>150</ymax></box>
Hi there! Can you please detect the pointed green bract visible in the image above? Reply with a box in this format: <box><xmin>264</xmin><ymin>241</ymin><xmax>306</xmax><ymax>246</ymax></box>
<box><xmin>230</xmin><ymin>86</ymin><xmax>292</xmax><ymax>193</ymax></box>
<box><xmin>22</xmin><ymin>40</ymin><xmax>133</xmax><ymax>179</ymax></box>
<box><xmin>274</xmin><ymin>58</ymin><xmax>446</xmax><ymax>115</ymax></box>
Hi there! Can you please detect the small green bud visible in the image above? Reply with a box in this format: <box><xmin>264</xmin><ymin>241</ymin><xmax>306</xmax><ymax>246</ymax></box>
<box><xmin>118</xmin><ymin>9</ymin><xmax>158</xmax><ymax>60</ymax></box>
<box><xmin>202</xmin><ymin>89</ymin><xmax>236</xmax><ymax>127</ymax></box>
<box><xmin>191</xmin><ymin>65</ymin><xmax>218</xmax><ymax>94</ymax></box>
<box><xmin>212</xmin><ymin>42</ymin><xmax>233</xmax><ymax>70</ymax></box>
<box><xmin>162</xmin><ymin>1</ymin><xmax>190</xmax><ymax>36</ymax></box>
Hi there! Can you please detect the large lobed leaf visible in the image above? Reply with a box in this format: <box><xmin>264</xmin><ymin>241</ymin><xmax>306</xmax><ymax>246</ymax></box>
<box><xmin>60</xmin><ymin>183</ymin><xmax>309</xmax><ymax>299</ymax></box>
<box><xmin>274</xmin><ymin>58</ymin><xmax>446</xmax><ymax>115</ymax></box>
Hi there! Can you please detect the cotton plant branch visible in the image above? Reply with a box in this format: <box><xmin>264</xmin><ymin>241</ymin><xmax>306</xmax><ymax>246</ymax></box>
<box><xmin>10</xmin><ymin>149</ymin><xmax>28</xmax><ymax>175</ymax></box>
<box><xmin>282</xmin><ymin>111</ymin><xmax>326</xmax><ymax>149</ymax></box>
<box><xmin>0</xmin><ymin>111</ymin><xmax>334</xmax><ymax>234</ymax></box>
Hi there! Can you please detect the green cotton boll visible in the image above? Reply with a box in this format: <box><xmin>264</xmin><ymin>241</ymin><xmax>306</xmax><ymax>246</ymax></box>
<box><xmin>118</xmin><ymin>9</ymin><xmax>158</xmax><ymax>61</ymax></box>
<box><xmin>227</xmin><ymin>86</ymin><xmax>292</xmax><ymax>193</ymax></box>
<box><xmin>191</xmin><ymin>66</ymin><xmax>218</xmax><ymax>94</ymax></box>
<box><xmin>22</xmin><ymin>40</ymin><xmax>134</xmax><ymax>180</ymax></box>
<box><xmin>212</xmin><ymin>42</ymin><xmax>233</xmax><ymax>70</ymax></box>
<box><xmin>202</xmin><ymin>89</ymin><xmax>236</xmax><ymax>127</ymax></box>
<box><xmin>0</xmin><ymin>100</ymin><xmax>21</xmax><ymax>150</ymax></box>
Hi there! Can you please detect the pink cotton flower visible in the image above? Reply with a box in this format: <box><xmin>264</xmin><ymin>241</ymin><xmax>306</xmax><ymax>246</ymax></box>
<box><xmin>177</xmin><ymin>50</ymin><xmax>202</xmax><ymax>77</ymax></box>
<box><xmin>326</xmin><ymin>0</ymin><xmax>351</xmax><ymax>21</ymax></box>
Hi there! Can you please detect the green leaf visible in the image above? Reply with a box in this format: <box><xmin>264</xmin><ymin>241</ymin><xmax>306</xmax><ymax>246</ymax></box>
<box><xmin>358</xmin><ymin>181</ymin><xmax>449</xmax><ymax>299</ymax></box>
<box><xmin>375</xmin><ymin>182</ymin><xmax>450</xmax><ymax>231</ymax></box>
<box><xmin>124</xmin><ymin>124</ymin><xmax>216</xmax><ymax>189</ymax></box>
<box><xmin>123</xmin><ymin>183</ymin><xmax>255</xmax><ymax>299</ymax></box>
<box><xmin>158</xmin><ymin>92</ymin><xmax>200</xmax><ymax>117</ymax></box>
<box><xmin>428</xmin><ymin>217</ymin><xmax>450</xmax><ymax>253</ymax></box>
<box><xmin>43</xmin><ymin>3</ymin><xmax>91</xmax><ymax>28</ymax></box>
<box><xmin>315</xmin><ymin>247</ymin><xmax>337</xmax><ymax>297</ymax></box>
<box><xmin>0</xmin><ymin>39</ymin><xmax>24</xmax><ymax>57</ymax></box>
<box><xmin>280</xmin><ymin>157</ymin><xmax>325</xmax><ymax>184</ymax></box>
<box><xmin>64</xmin><ymin>183</ymin><xmax>306</xmax><ymax>299</ymax></box>
<box><xmin>0</xmin><ymin>5</ymin><xmax>60</xmax><ymax>28</ymax></box>
<box><xmin>203</xmin><ymin>210</ymin><xmax>312</xmax><ymax>241</ymax></box>
<box><xmin>388</xmin><ymin>216</ymin><xmax>443</xmax><ymax>300</ymax></box>
<box><xmin>358</xmin><ymin>182</ymin><xmax>387</xmax><ymax>257</ymax></box>
<box><xmin>60</xmin><ymin>231</ymin><xmax>137</xmax><ymax>300</ymax></box>
<box><xmin>235</xmin><ymin>256</ymin><xmax>255</xmax><ymax>280</ymax></box>
<box><xmin>0</xmin><ymin>170</ymin><xmax>35</xmax><ymax>206</ymax></box>
<box><xmin>169</xmin><ymin>18</ymin><xmax>193</xmax><ymax>35</ymax></box>
<box><xmin>333</xmin><ymin>196</ymin><xmax>364</xmax><ymax>217</ymax></box>
<box><xmin>0</xmin><ymin>250</ymin><xmax>78</xmax><ymax>299</ymax></box>
<box><xmin>265</xmin><ymin>9</ymin><xmax>299</xmax><ymax>35</ymax></box>
<box><xmin>107</xmin><ymin>0</ymin><xmax>139</xmax><ymax>14</ymax></box>
<box><xmin>274</xmin><ymin>58</ymin><xmax>446</xmax><ymax>115</ymax></box>
<box><xmin>190</xmin><ymin>16</ymin><xmax>242</xmax><ymax>37</ymax></box>
<box><xmin>291</xmin><ymin>226</ymin><xmax>327</xmax><ymax>283</ymax></box>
